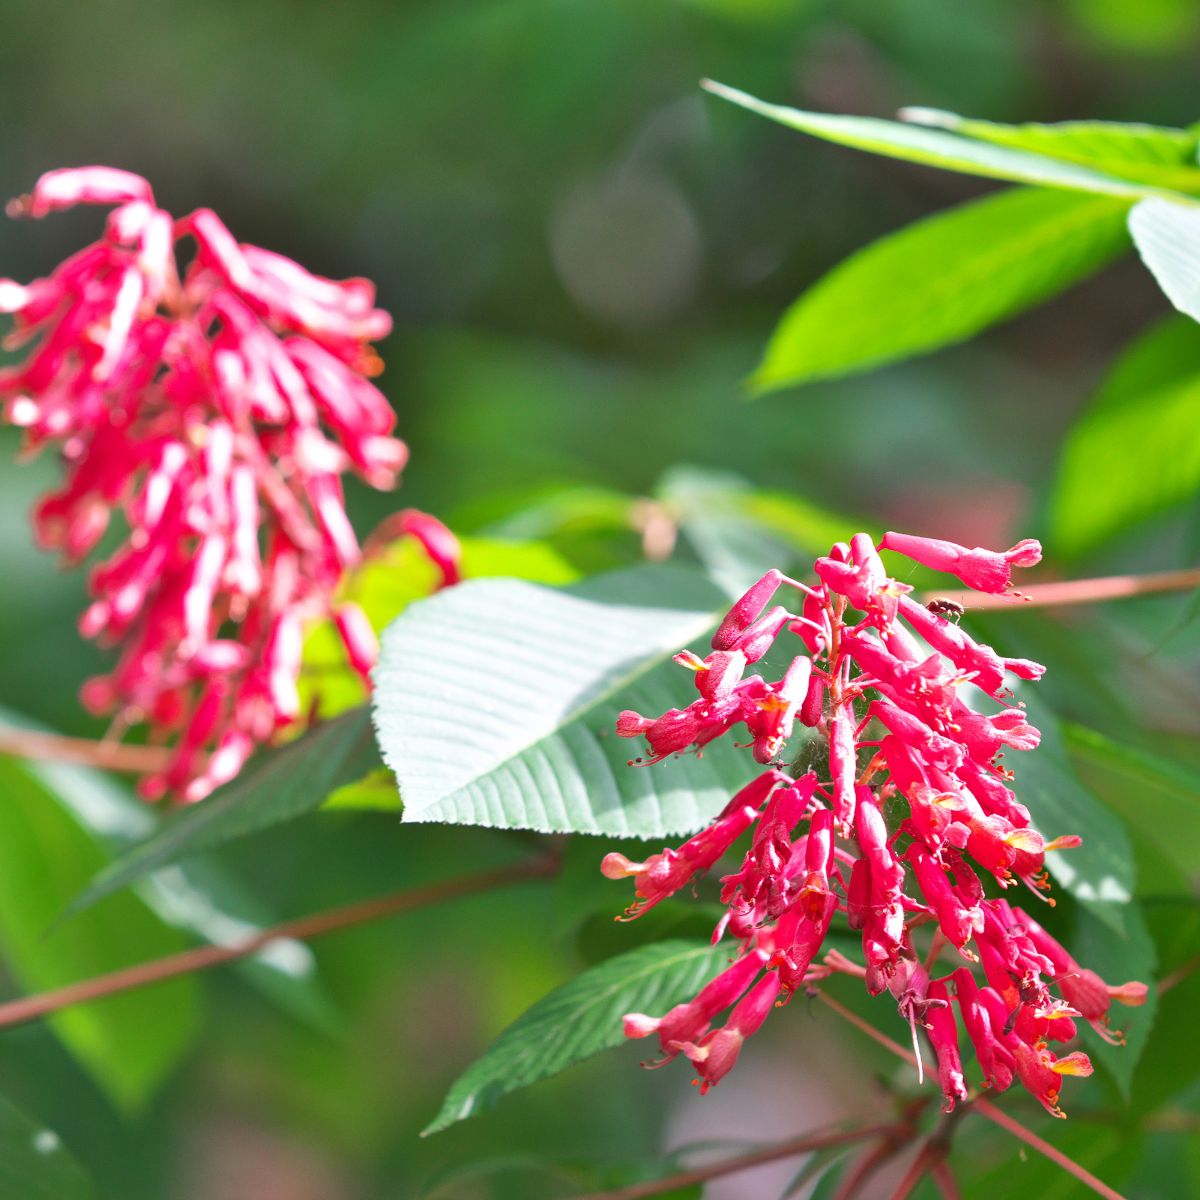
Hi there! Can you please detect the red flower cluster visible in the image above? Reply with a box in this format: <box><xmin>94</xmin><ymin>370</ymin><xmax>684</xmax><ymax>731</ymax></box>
<box><xmin>0</xmin><ymin>167</ymin><xmax>458</xmax><ymax>801</ymax></box>
<box><xmin>604</xmin><ymin>532</ymin><xmax>1146</xmax><ymax>1113</ymax></box>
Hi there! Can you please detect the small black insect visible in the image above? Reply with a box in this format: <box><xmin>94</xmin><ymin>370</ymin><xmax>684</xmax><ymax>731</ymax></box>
<box><xmin>925</xmin><ymin>596</ymin><xmax>965</xmax><ymax>623</ymax></box>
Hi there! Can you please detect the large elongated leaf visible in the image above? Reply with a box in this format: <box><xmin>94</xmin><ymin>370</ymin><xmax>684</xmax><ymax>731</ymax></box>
<box><xmin>1129</xmin><ymin>195</ymin><xmax>1200</xmax><ymax>320</ymax></box>
<box><xmin>752</xmin><ymin>187</ymin><xmax>1132</xmax><ymax>391</ymax></box>
<box><xmin>0</xmin><ymin>1090</ymin><xmax>93</xmax><ymax>1200</ymax></box>
<box><xmin>0</xmin><ymin>707</ymin><xmax>337</xmax><ymax>1032</ymax></box>
<box><xmin>1050</xmin><ymin>315</ymin><xmax>1200</xmax><ymax>556</ymax></box>
<box><xmin>702</xmin><ymin>82</ymin><xmax>1152</xmax><ymax>196</ymax></box>
<box><xmin>1016</xmin><ymin>703</ymin><xmax>1135</xmax><ymax>933</ymax></box>
<box><xmin>69</xmin><ymin>707</ymin><xmax>381</xmax><ymax>916</ymax></box>
<box><xmin>373</xmin><ymin>565</ymin><xmax>758</xmax><ymax>836</ymax></box>
<box><xmin>424</xmin><ymin>939</ymin><xmax>729</xmax><ymax>1134</ymax></box>
<box><xmin>900</xmin><ymin>109</ymin><xmax>1200</xmax><ymax>192</ymax></box>
<box><xmin>1073</xmin><ymin>901</ymin><xmax>1157</xmax><ymax>1102</ymax></box>
<box><xmin>0</xmin><ymin>757</ymin><xmax>199</xmax><ymax>1111</ymax></box>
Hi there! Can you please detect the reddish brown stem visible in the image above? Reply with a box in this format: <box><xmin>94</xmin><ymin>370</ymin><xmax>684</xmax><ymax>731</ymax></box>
<box><xmin>0</xmin><ymin>728</ymin><xmax>172</xmax><ymax>774</ymax></box>
<box><xmin>970</xmin><ymin>1098</ymin><xmax>1126</xmax><ymax>1200</ymax></box>
<box><xmin>569</xmin><ymin>1123</ymin><xmax>900</xmax><ymax>1200</ymax></box>
<box><xmin>0</xmin><ymin>856</ymin><xmax>559</xmax><ymax>1029</ymax></box>
<box><xmin>1157</xmin><ymin>951</ymin><xmax>1200</xmax><ymax>996</ymax></box>
<box><xmin>818</xmin><ymin>987</ymin><xmax>1129</xmax><ymax>1200</ymax></box>
<box><xmin>920</xmin><ymin>567</ymin><xmax>1200</xmax><ymax>612</ymax></box>
<box><xmin>929</xmin><ymin>1160</ymin><xmax>961</xmax><ymax>1200</ymax></box>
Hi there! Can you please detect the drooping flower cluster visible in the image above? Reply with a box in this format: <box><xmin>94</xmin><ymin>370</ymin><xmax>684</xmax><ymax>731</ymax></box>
<box><xmin>604</xmin><ymin>532</ymin><xmax>1146</xmax><ymax>1114</ymax></box>
<box><xmin>0</xmin><ymin>167</ymin><xmax>459</xmax><ymax>801</ymax></box>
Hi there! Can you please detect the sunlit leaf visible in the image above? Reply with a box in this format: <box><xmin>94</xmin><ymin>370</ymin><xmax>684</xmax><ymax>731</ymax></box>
<box><xmin>1129</xmin><ymin>196</ymin><xmax>1200</xmax><ymax>320</ymax></box>
<box><xmin>703</xmin><ymin>81</ymin><xmax>1153</xmax><ymax>196</ymax></box>
<box><xmin>751</xmin><ymin>187</ymin><xmax>1131</xmax><ymax>391</ymax></box>
<box><xmin>1050</xmin><ymin>315</ymin><xmax>1200</xmax><ymax>556</ymax></box>
<box><xmin>374</xmin><ymin>565</ymin><xmax>760</xmax><ymax>836</ymax></box>
<box><xmin>900</xmin><ymin>108</ymin><xmax>1200</xmax><ymax>191</ymax></box>
<box><xmin>424</xmin><ymin>939</ymin><xmax>729</xmax><ymax>1134</ymax></box>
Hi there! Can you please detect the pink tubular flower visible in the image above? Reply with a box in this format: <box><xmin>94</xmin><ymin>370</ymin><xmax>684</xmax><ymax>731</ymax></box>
<box><xmin>604</xmin><ymin>531</ymin><xmax>1141</xmax><ymax>1117</ymax></box>
<box><xmin>0</xmin><ymin>166</ymin><xmax>453</xmax><ymax>801</ymax></box>
<box><xmin>879</xmin><ymin>532</ymin><xmax>1042</xmax><ymax>595</ymax></box>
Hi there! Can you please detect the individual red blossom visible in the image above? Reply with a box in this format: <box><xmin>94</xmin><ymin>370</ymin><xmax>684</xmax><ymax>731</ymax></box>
<box><xmin>605</xmin><ymin>531</ymin><xmax>1141</xmax><ymax>1118</ymax></box>
<box><xmin>672</xmin><ymin>970</ymin><xmax>782</xmax><ymax>1093</ymax></box>
<box><xmin>879</xmin><ymin>531</ymin><xmax>1043</xmax><ymax>595</ymax></box>
<box><xmin>0</xmin><ymin>166</ymin><xmax>460</xmax><ymax>801</ymax></box>
<box><xmin>925</xmin><ymin>979</ymin><xmax>968</xmax><ymax>1110</ymax></box>
<box><xmin>623</xmin><ymin>948</ymin><xmax>768</xmax><ymax>1064</ymax></box>
<box><xmin>1010</xmin><ymin>909</ymin><xmax>1148</xmax><ymax>1043</ymax></box>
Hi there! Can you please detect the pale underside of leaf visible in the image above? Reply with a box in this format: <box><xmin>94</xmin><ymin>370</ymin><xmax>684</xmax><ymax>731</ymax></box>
<box><xmin>373</xmin><ymin>566</ymin><xmax>762</xmax><ymax>838</ymax></box>
<box><xmin>703</xmin><ymin>81</ymin><xmax>1153</xmax><ymax>197</ymax></box>
<box><xmin>899</xmin><ymin>108</ymin><xmax>1200</xmax><ymax>192</ymax></box>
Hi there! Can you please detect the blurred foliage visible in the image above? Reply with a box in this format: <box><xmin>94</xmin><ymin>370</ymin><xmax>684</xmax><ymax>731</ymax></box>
<box><xmin>0</xmin><ymin>1</ymin><xmax>1198</xmax><ymax>1198</ymax></box>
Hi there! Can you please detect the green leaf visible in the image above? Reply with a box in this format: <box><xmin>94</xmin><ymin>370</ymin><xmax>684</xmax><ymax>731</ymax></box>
<box><xmin>1064</xmin><ymin>723</ymin><xmax>1200</xmax><ymax>885</ymax></box>
<box><xmin>899</xmin><ymin>109</ymin><xmax>1200</xmax><ymax>192</ymax></box>
<box><xmin>1049</xmin><ymin>315</ymin><xmax>1200</xmax><ymax>556</ymax></box>
<box><xmin>1016</xmin><ymin>702</ymin><xmax>1135</xmax><ymax>932</ymax></box>
<box><xmin>69</xmin><ymin>707</ymin><xmax>381</xmax><ymax>916</ymax></box>
<box><xmin>655</xmin><ymin>465</ymin><xmax>857</xmax><ymax>592</ymax></box>
<box><xmin>0</xmin><ymin>757</ymin><xmax>199</xmax><ymax>1111</ymax></box>
<box><xmin>702</xmin><ymin>81</ymin><xmax>1153</xmax><ymax>196</ymax></box>
<box><xmin>373</xmin><ymin>565</ymin><xmax>761</xmax><ymax>836</ymax></box>
<box><xmin>1073</xmin><ymin>901</ymin><xmax>1157</xmax><ymax>1102</ymax></box>
<box><xmin>0</xmin><ymin>1090</ymin><xmax>93</xmax><ymax>1200</ymax></box>
<box><xmin>1129</xmin><ymin>195</ymin><xmax>1200</xmax><ymax>320</ymax></box>
<box><xmin>752</xmin><ymin>187</ymin><xmax>1132</xmax><ymax>391</ymax></box>
<box><xmin>424</xmin><ymin>939</ymin><xmax>729</xmax><ymax>1134</ymax></box>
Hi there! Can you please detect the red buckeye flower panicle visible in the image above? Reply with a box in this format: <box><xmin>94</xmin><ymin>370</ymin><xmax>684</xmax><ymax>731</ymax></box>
<box><xmin>0</xmin><ymin>167</ymin><xmax>461</xmax><ymax>801</ymax></box>
<box><xmin>604</xmin><ymin>531</ymin><xmax>1146</xmax><ymax>1115</ymax></box>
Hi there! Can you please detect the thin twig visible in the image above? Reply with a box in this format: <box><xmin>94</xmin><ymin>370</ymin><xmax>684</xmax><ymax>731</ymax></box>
<box><xmin>569</xmin><ymin>1123</ymin><xmax>900</xmax><ymax>1200</ymax></box>
<box><xmin>817</xmin><ymin>988</ymin><xmax>1129</xmax><ymax>1200</ymax></box>
<box><xmin>0</xmin><ymin>855</ymin><xmax>559</xmax><ymax>1029</ymax></box>
<box><xmin>929</xmin><ymin>1160</ymin><xmax>960</xmax><ymax>1200</ymax></box>
<box><xmin>0</xmin><ymin>727</ymin><xmax>171</xmax><ymax>773</ymax></box>
<box><xmin>971</xmin><ymin>1098</ymin><xmax>1127</xmax><ymax>1200</ymax></box>
<box><xmin>919</xmin><ymin>567</ymin><xmax>1200</xmax><ymax>613</ymax></box>
<box><xmin>1157</xmin><ymin>951</ymin><xmax>1200</xmax><ymax>996</ymax></box>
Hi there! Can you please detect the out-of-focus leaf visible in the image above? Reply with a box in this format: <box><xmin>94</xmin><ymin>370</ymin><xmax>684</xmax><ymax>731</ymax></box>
<box><xmin>703</xmin><ymin>81</ymin><xmax>1153</xmax><ymax>196</ymax></box>
<box><xmin>70</xmin><ymin>707</ymin><xmax>380</xmax><ymax>915</ymax></box>
<box><xmin>1073</xmin><ymin>901</ymin><xmax>1157</xmax><ymax>1101</ymax></box>
<box><xmin>0</xmin><ymin>709</ymin><xmax>338</xmax><ymax>1035</ymax></box>
<box><xmin>0</xmin><ymin>757</ymin><xmax>199</xmax><ymax>1111</ymax></box>
<box><xmin>322</xmin><ymin>767</ymin><xmax>403</xmax><ymax>812</ymax></box>
<box><xmin>1064</xmin><ymin>723</ymin><xmax>1200</xmax><ymax>888</ymax></box>
<box><xmin>423</xmin><ymin>939</ymin><xmax>729</xmax><ymax>1134</ymax></box>
<box><xmin>751</xmin><ymin>186</ymin><xmax>1131</xmax><ymax>391</ymax></box>
<box><xmin>1017</xmin><ymin>702</ymin><xmax>1135</xmax><ymax>932</ymax></box>
<box><xmin>0</xmin><ymin>1090</ymin><xmax>93</xmax><ymax>1200</ymax></box>
<box><xmin>1050</xmin><ymin>315</ymin><xmax>1200</xmax><ymax>556</ymax></box>
<box><xmin>900</xmin><ymin>109</ymin><xmax>1200</xmax><ymax>191</ymax></box>
<box><xmin>1129</xmin><ymin>196</ymin><xmax>1200</xmax><ymax>320</ymax></box>
<box><xmin>655</xmin><ymin>465</ymin><xmax>856</xmax><ymax>592</ymax></box>
<box><xmin>374</xmin><ymin>565</ymin><xmax>761</xmax><ymax>836</ymax></box>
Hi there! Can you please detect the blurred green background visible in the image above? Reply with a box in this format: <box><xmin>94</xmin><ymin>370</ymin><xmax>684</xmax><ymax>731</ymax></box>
<box><xmin>1</xmin><ymin>1</ymin><xmax>1198</xmax><ymax>1197</ymax></box>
